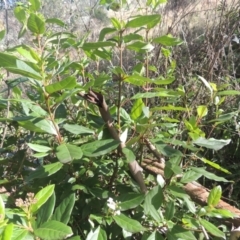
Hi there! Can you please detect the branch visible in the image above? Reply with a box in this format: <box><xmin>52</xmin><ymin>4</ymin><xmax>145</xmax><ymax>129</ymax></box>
<box><xmin>78</xmin><ymin>90</ymin><xmax>147</xmax><ymax>193</ymax></box>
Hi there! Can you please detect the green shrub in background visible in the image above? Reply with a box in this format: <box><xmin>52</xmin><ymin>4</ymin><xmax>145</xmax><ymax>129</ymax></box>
<box><xmin>0</xmin><ymin>0</ymin><xmax>239</xmax><ymax>239</ymax></box>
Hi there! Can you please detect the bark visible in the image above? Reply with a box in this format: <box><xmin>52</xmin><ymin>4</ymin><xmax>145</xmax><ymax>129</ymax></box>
<box><xmin>142</xmin><ymin>158</ymin><xmax>240</xmax><ymax>227</ymax></box>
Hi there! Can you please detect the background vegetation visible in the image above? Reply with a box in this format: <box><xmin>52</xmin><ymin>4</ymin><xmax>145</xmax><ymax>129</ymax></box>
<box><xmin>0</xmin><ymin>0</ymin><xmax>240</xmax><ymax>239</ymax></box>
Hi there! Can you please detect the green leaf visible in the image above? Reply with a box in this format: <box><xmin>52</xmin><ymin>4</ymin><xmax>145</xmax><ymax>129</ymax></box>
<box><xmin>142</xmin><ymin>231</ymin><xmax>164</xmax><ymax>240</ymax></box>
<box><xmin>63</xmin><ymin>124</ymin><xmax>94</xmax><ymax>135</ymax></box>
<box><xmin>33</xmin><ymin>118</ymin><xmax>58</xmax><ymax>135</ymax></box>
<box><xmin>126</xmin><ymin>14</ymin><xmax>161</xmax><ymax>29</ymax></box>
<box><xmin>168</xmin><ymin>185</ymin><xmax>189</xmax><ymax>200</ymax></box>
<box><xmin>199</xmin><ymin>219</ymin><xmax>225</xmax><ymax>238</ymax></box>
<box><xmin>56</xmin><ymin>144</ymin><xmax>83</xmax><ymax>163</ymax></box>
<box><xmin>131</xmin><ymin>91</ymin><xmax>181</xmax><ymax>99</ymax></box>
<box><xmin>34</xmin><ymin>220</ymin><xmax>73</xmax><ymax>240</ymax></box>
<box><xmin>27</xmin><ymin>162</ymin><xmax>63</xmax><ymax>181</ymax></box>
<box><xmin>81</xmin><ymin>139</ymin><xmax>119</xmax><ymax>157</ymax></box>
<box><xmin>11</xmin><ymin>228</ymin><xmax>29</xmax><ymax>240</ymax></box>
<box><xmin>45</xmin><ymin>76</ymin><xmax>76</xmax><ymax>94</ymax></box>
<box><xmin>52</xmin><ymin>193</ymin><xmax>75</xmax><ymax>224</ymax></box>
<box><xmin>82</xmin><ymin>41</ymin><xmax>115</xmax><ymax>50</ymax></box>
<box><xmin>30</xmin><ymin>184</ymin><xmax>55</xmax><ymax>214</ymax></box>
<box><xmin>14</xmin><ymin>6</ymin><xmax>26</xmax><ymax>24</ymax></box>
<box><xmin>130</xmin><ymin>99</ymin><xmax>144</xmax><ymax>120</ymax></box>
<box><xmin>218</xmin><ymin>90</ymin><xmax>240</xmax><ymax>96</ymax></box>
<box><xmin>3</xmin><ymin>223</ymin><xmax>14</xmax><ymax>240</ymax></box>
<box><xmin>180</xmin><ymin>170</ymin><xmax>202</xmax><ymax>184</ymax></box>
<box><xmin>167</xmin><ymin>225</ymin><xmax>197</xmax><ymax>240</ymax></box>
<box><xmin>0</xmin><ymin>29</ymin><xmax>5</xmax><ymax>41</ymax></box>
<box><xmin>113</xmin><ymin>214</ymin><xmax>145</xmax><ymax>233</ymax></box>
<box><xmin>191</xmin><ymin>167</ymin><xmax>229</xmax><ymax>182</ymax></box>
<box><xmin>110</xmin><ymin>17</ymin><xmax>122</xmax><ymax>30</ymax></box>
<box><xmin>27</xmin><ymin>13</ymin><xmax>45</xmax><ymax>34</ymax></box>
<box><xmin>29</xmin><ymin>0</ymin><xmax>41</xmax><ymax>11</ymax></box>
<box><xmin>152</xmin><ymin>105</ymin><xmax>188</xmax><ymax>111</ymax></box>
<box><xmin>27</xmin><ymin>143</ymin><xmax>52</xmax><ymax>153</ymax></box>
<box><xmin>0</xmin><ymin>195</ymin><xmax>5</xmax><ymax>222</ymax></box>
<box><xmin>207</xmin><ymin>185</ymin><xmax>222</xmax><ymax>207</ymax></box>
<box><xmin>117</xmin><ymin>193</ymin><xmax>144</xmax><ymax>211</ymax></box>
<box><xmin>0</xmin><ymin>53</ymin><xmax>42</xmax><ymax>80</ymax></box>
<box><xmin>144</xmin><ymin>186</ymin><xmax>163</xmax><ymax>214</ymax></box>
<box><xmin>37</xmin><ymin>192</ymin><xmax>56</xmax><ymax>227</ymax></box>
<box><xmin>125</xmin><ymin>75</ymin><xmax>150</xmax><ymax>86</ymax></box>
<box><xmin>46</xmin><ymin>18</ymin><xmax>65</xmax><ymax>27</ymax></box>
<box><xmin>86</xmin><ymin>226</ymin><xmax>107</xmax><ymax>240</ymax></box>
<box><xmin>200</xmin><ymin>158</ymin><xmax>231</xmax><ymax>174</ymax></box>
<box><xmin>122</xmin><ymin>148</ymin><xmax>135</xmax><ymax>163</ymax></box>
<box><xmin>165</xmin><ymin>201</ymin><xmax>175</xmax><ymax>220</ymax></box>
<box><xmin>153</xmin><ymin>34</ymin><xmax>183</xmax><ymax>46</ymax></box>
<box><xmin>99</xmin><ymin>27</ymin><xmax>116</xmax><ymax>41</ymax></box>
<box><xmin>193</xmin><ymin>137</ymin><xmax>231</xmax><ymax>151</ymax></box>
<box><xmin>197</xmin><ymin>105</ymin><xmax>208</xmax><ymax>118</ymax></box>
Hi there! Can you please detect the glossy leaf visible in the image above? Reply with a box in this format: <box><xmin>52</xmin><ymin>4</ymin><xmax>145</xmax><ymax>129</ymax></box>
<box><xmin>117</xmin><ymin>193</ymin><xmax>144</xmax><ymax>211</ymax></box>
<box><xmin>113</xmin><ymin>214</ymin><xmax>145</xmax><ymax>233</ymax></box>
<box><xmin>130</xmin><ymin>98</ymin><xmax>144</xmax><ymax>120</ymax></box>
<box><xmin>11</xmin><ymin>228</ymin><xmax>29</xmax><ymax>240</ymax></box>
<box><xmin>52</xmin><ymin>193</ymin><xmax>75</xmax><ymax>224</ymax></box>
<box><xmin>200</xmin><ymin>219</ymin><xmax>225</xmax><ymax>238</ymax></box>
<box><xmin>144</xmin><ymin>185</ymin><xmax>163</xmax><ymax>214</ymax></box>
<box><xmin>191</xmin><ymin>167</ymin><xmax>229</xmax><ymax>182</ymax></box>
<box><xmin>86</xmin><ymin>226</ymin><xmax>107</xmax><ymax>240</ymax></box>
<box><xmin>56</xmin><ymin>144</ymin><xmax>82</xmax><ymax>163</ymax></box>
<box><xmin>81</xmin><ymin>139</ymin><xmax>119</xmax><ymax>157</ymax></box>
<box><xmin>27</xmin><ymin>143</ymin><xmax>52</xmax><ymax>153</ymax></box>
<box><xmin>63</xmin><ymin>123</ymin><xmax>94</xmax><ymax>135</ymax></box>
<box><xmin>180</xmin><ymin>170</ymin><xmax>202</xmax><ymax>184</ymax></box>
<box><xmin>122</xmin><ymin>148</ymin><xmax>135</xmax><ymax>163</ymax></box>
<box><xmin>34</xmin><ymin>220</ymin><xmax>73</xmax><ymax>240</ymax></box>
<box><xmin>45</xmin><ymin>76</ymin><xmax>76</xmax><ymax>94</ymax></box>
<box><xmin>33</xmin><ymin>118</ymin><xmax>58</xmax><ymax>135</ymax></box>
<box><xmin>207</xmin><ymin>185</ymin><xmax>222</xmax><ymax>207</ymax></box>
<box><xmin>30</xmin><ymin>184</ymin><xmax>55</xmax><ymax>214</ymax></box>
<box><xmin>27</xmin><ymin>162</ymin><xmax>63</xmax><ymax>181</ymax></box>
<box><xmin>193</xmin><ymin>137</ymin><xmax>231</xmax><ymax>151</ymax></box>
<box><xmin>37</xmin><ymin>192</ymin><xmax>56</xmax><ymax>227</ymax></box>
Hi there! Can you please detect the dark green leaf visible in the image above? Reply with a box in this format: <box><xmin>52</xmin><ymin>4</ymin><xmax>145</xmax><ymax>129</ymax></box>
<box><xmin>37</xmin><ymin>192</ymin><xmax>56</xmax><ymax>227</ymax></box>
<box><xmin>86</xmin><ymin>226</ymin><xmax>107</xmax><ymax>240</ymax></box>
<box><xmin>34</xmin><ymin>220</ymin><xmax>73</xmax><ymax>240</ymax></box>
<box><xmin>180</xmin><ymin>170</ymin><xmax>202</xmax><ymax>184</ymax></box>
<box><xmin>99</xmin><ymin>27</ymin><xmax>116</xmax><ymax>41</ymax></box>
<box><xmin>52</xmin><ymin>193</ymin><xmax>75</xmax><ymax>224</ymax></box>
<box><xmin>167</xmin><ymin>225</ymin><xmax>197</xmax><ymax>240</ymax></box>
<box><xmin>56</xmin><ymin>144</ymin><xmax>82</xmax><ymax>163</ymax></box>
<box><xmin>117</xmin><ymin>193</ymin><xmax>144</xmax><ymax>211</ymax></box>
<box><xmin>81</xmin><ymin>139</ymin><xmax>119</xmax><ymax>157</ymax></box>
<box><xmin>200</xmin><ymin>219</ymin><xmax>225</xmax><ymax>238</ymax></box>
<box><xmin>191</xmin><ymin>167</ymin><xmax>229</xmax><ymax>182</ymax></box>
<box><xmin>82</xmin><ymin>41</ymin><xmax>115</xmax><ymax>50</ymax></box>
<box><xmin>27</xmin><ymin>162</ymin><xmax>63</xmax><ymax>181</ymax></box>
<box><xmin>165</xmin><ymin>201</ymin><xmax>175</xmax><ymax>220</ymax></box>
<box><xmin>63</xmin><ymin>124</ymin><xmax>94</xmax><ymax>135</ymax></box>
<box><xmin>113</xmin><ymin>214</ymin><xmax>145</xmax><ymax>233</ymax></box>
<box><xmin>30</xmin><ymin>184</ymin><xmax>55</xmax><ymax>214</ymax></box>
<box><xmin>45</xmin><ymin>77</ymin><xmax>76</xmax><ymax>94</ymax></box>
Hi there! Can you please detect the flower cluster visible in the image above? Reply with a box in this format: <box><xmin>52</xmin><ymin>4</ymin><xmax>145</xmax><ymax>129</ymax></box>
<box><xmin>107</xmin><ymin>197</ymin><xmax>121</xmax><ymax>216</ymax></box>
<box><xmin>15</xmin><ymin>192</ymin><xmax>37</xmax><ymax>212</ymax></box>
